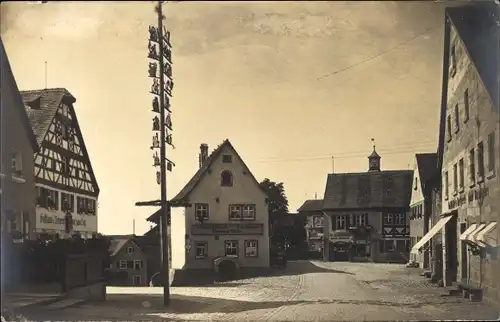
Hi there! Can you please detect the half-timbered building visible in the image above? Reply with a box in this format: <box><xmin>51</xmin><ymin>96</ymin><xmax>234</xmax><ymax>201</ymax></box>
<box><xmin>322</xmin><ymin>146</ymin><xmax>413</xmax><ymax>263</ymax></box>
<box><xmin>21</xmin><ymin>88</ymin><xmax>100</xmax><ymax>239</ymax></box>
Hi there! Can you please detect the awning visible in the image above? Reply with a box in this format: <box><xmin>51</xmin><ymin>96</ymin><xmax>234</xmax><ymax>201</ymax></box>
<box><xmin>459</xmin><ymin>224</ymin><xmax>478</xmax><ymax>241</ymax></box>
<box><xmin>476</xmin><ymin>222</ymin><xmax>498</xmax><ymax>247</ymax></box>
<box><xmin>467</xmin><ymin>223</ymin><xmax>486</xmax><ymax>245</ymax></box>
<box><xmin>411</xmin><ymin>215</ymin><xmax>453</xmax><ymax>254</ymax></box>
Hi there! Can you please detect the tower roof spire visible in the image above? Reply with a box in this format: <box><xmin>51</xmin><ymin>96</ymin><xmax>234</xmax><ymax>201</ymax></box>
<box><xmin>368</xmin><ymin>138</ymin><xmax>381</xmax><ymax>171</ymax></box>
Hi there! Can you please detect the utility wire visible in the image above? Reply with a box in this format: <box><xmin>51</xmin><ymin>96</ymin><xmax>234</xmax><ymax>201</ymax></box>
<box><xmin>253</xmin><ymin>143</ymin><xmax>436</xmax><ymax>164</ymax></box>
<box><xmin>316</xmin><ymin>24</ymin><xmax>442</xmax><ymax>81</ymax></box>
<box><xmin>252</xmin><ymin>139</ymin><xmax>437</xmax><ymax>162</ymax></box>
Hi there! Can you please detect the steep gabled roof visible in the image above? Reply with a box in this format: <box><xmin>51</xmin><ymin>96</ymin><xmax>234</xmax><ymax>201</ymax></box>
<box><xmin>415</xmin><ymin>153</ymin><xmax>438</xmax><ymax>189</ymax></box>
<box><xmin>20</xmin><ymin>88</ymin><xmax>75</xmax><ymax>145</ymax></box>
<box><xmin>323</xmin><ymin>170</ymin><xmax>413</xmax><ymax>210</ymax></box>
<box><xmin>297</xmin><ymin>199</ymin><xmax>324</xmax><ymax>213</ymax></box>
<box><xmin>439</xmin><ymin>4</ymin><xmax>499</xmax><ymax>170</ymax></box>
<box><xmin>447</xmin><ymin>4</ymin><xmax>499</xmax><ymax>110</ymax></box>
<box><xmin>0</xmin><ymin>39</ymin><xmax>39</xmax><ymax>152</ymax></box>
<box><xmin>108</xmin><ymin>236</ymin><xmax>144</xmax><ymax>257</ymax></box>
<box><xmin>20</xmin><ymin>88</ymin><xmax>100</xmax><ymax>195</ymax></box>
<box><xmin>170</xmin><ymin>139</ymin><xmax>268</xmax><ymax>205</ymax></box>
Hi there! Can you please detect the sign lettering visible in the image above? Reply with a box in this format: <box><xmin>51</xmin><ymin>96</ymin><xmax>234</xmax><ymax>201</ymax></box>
<box><xmin>39</xmin><ymin>213</ymin><xmax>86</xmax><ymax>227</ymax></box>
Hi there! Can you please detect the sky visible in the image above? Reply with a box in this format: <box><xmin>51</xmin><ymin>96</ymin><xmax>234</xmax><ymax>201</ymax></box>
<box><xmin>1</xmin><ymin>1</ymin><xmax>458</xmax><ymax>236</ymax></box>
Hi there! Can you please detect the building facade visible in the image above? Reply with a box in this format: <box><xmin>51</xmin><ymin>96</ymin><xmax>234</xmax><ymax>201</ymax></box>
<box><xmin>322</xmin><ymin>147</ymin><xmax>413</xmax><ymax>263</ymax></box>
<box><xmin>409</xmin><ymin>153</ymin><xmax>438</xmax><ymax>269</ymax></box>
<box><xmin>20</xmin><ymin>88</ymin><xmax>100</xmax><ymax>239</ymax></box>
<box><xmin>0</xmin><ymin>40</ymin><xmax>39</xmax><ymax>241</ymax></box>
<box><xmin>171</xmin><ymin>140</ymin><xmax>270</xmax><ymax>272</ymax></box>
<box><xmin>297</xmin><ymin>199</ymin><xmax>324</xmax><ymax>256</ymax></box>
<box><xmin>108</xmin><ymin>236</ymin><xmax>148</xmax><ymax>286</ymax></box>
<box><xmin>440</xmin><ymin>5</ymin><xmax>499</xmax><ymax>303</ymax></box>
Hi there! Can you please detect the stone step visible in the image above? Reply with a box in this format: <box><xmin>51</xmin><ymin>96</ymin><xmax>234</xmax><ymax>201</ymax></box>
<box><xmin>45</xmin><ymin>299</ymin><xmax>85</xmax><ymax>310</ymax></box>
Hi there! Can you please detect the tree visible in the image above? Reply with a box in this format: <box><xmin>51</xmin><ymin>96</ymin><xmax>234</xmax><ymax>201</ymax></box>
<box><xmin>259</xmin><ymin>178</ymin><xmax>289</xmax><ymax>245</ymax></box>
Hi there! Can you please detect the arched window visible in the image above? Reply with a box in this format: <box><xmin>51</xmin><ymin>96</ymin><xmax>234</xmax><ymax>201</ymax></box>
<box><xmin>221</xmin><ymin>170</ymin><xmax>233</xmax><ymax>187</ymax></box>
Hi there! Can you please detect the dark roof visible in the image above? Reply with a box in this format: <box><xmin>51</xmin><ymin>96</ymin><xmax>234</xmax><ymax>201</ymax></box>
<box><xmin>20</xmin><ymin>88</ymin><xmax>76</xmax><ymax>145</ymax></box>
<box><xmin>415</xmin><ymin>153</ymin><xmax>438</xmax><ymax>186</ymax></box>
<box><xmin>439</xmin><ymin>4</ymin><xmax>499</xmax><ymax>170</ymax></box>
<box><xmin>20</xmin><ymin>88</ymin><xmax>100</xmax><ymax>195</ymax></box>
<box><xmin>170</xmin><ymin>139</ymin><xmax>268</xmax><ymax>204</ymax></box>
<box><xmin>447</xmin><ymin>4</ymin><xmax>499</xmax><ymax>110</ymax></box>
<box><xmin>368</xmin><ymin>149</ymin><xmax>381</xmax><ymax>159</ymax></box>
<box><xmin>108</xmin><ymin>235</ymin><xmax>144</xmax><ymax>256</ymax></box>
<box><xmin>323</xmin><ymin>170</ymin><xmax>414</xmax><ymax>210</ymax></box>
<box><xmin>297</xmin><ymin>200</ymin><xmax>324</xmax><ymax>213</ymax></box>
<box><xmin>0</xmin><ymin>39</ymin><xmax>39</xmax><ymax>151</ymax></box>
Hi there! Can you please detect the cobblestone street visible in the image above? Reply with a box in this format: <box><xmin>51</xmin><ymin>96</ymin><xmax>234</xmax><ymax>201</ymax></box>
<box><xmin>20</xmin><ymin>261</ymin><xmax>500</xmax><ymax>321</ymax></box>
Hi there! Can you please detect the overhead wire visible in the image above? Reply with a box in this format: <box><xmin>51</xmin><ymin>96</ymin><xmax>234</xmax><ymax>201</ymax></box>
<box><xmin>316</xmin><ymin>24</ymin><xmax>442</xmax><ymax>81</ymax></box>
<box><xmin>252</xmin><ymin>140</ymin><xmax>437</xmax><ymax>164</ymax></box>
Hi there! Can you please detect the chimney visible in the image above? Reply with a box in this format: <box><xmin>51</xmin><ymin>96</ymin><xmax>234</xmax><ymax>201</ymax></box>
<box><xmin>199</xmin><ymin>143</ymin><xmax>209</xmax><ymax>168</ymax></box>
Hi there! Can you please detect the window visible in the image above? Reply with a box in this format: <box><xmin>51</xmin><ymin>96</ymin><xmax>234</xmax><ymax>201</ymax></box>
<box><xmin>464</xmin><ymin>89</ymin><xmax>470</xmax><ymax>122</ymax></box>
<box><xmin>383</xmin><ymin>213</ymin><xmax>393</xmax><ymax>225</ymax></box>
<box><xmin>87</xmin><ymin>199</ymin><xmax>96</xmax><ymax>215</ymax></box>
<box><xmin>313</xmin><ymin>215</ymin><xmax>324</xmax><ymax>228</ymax></box>
<box><xmin>242</xmin><ymin>204</ymin><xmax>256</xmax><ymax>220</ymax></box>
<box><xmin>450</xmin><ymin>45</ymin><xmax>456</xmax><ymax>75</ymax></box>
<box><xmin>47</xmin><ymin>189</ymin><xmax>59</xmax><ymax>210</ymax></box>
<box><xmin>61</xmin><ymin>157</ymin><xmax>70</xmax><ymax>175</ymax></box>
<box><xmin>454</xmin><ymin>104</ymin><xmax>460</xmax><ymax>133</ymax></box>
<box><xmin>335</xmin><ymin>215</ymin><xmax>346</xmax><ymax>230</ymax></box>
<box><xmin>396</xmin><ymin>240</ymin><xmax>407</xmax><ymax>253</ymax></box>
<box><xmin>394</xmin><ymin>213</ymin><xmax>405</xmax><ymax>225</ymax></box>
<box><xmin>477</xmin><ymin>142</ymin><xmax>485</xmax><ymax>181</ymax></box>
<box><xmin>244</xmin><ymin>240</ymin><xmax>258</xmax><ymax>257</ymax></box>
<box><xmin>195</xmin><ymin>242</ymin><xmax>207</xmax><ymax>259</ymax></box>
<box><xmin>458</xmin><ymin>158</ymin><xmax>464</xmax><ymax>190</ymax></box>
<box><xmin>119</xmin><ymin>260</ymin><xmax>127</xmax><ymax>269</ymax></box>
<box><xmin>222</xmin><ymin>155</ymin><xmax>232</xmax><ymax>163</ymax></box>
<box><xmin>353</xmin><ymin>213</ymin><xmax>368</xmax><ymax>226</ymax></box>
<box><xmin>127</xmin><ymin>247</ymin><xmax>134</xmax><ymax>255</ymax></box>
<box><xmin>469</xmin><ymin>149</ymin><xmax>476</xmax><ymax>185</ymax></box>
<box><xmin>487</xmin><ymin>132</ymin><xmax>496</xmax><ymax>174</ymax></box>
<box><xmin>453</xmin><ymin>163</ymin><xmax>458</xmax><ymax>193</ymax></box>
<box><xmin>195</xmin><ymin>203</ymin><xmax>209</xmax><ymax>221</ymax></box>
<box><xmin>133</xmin><ymin>260</ymin><xmax>142</xmax><ymax>270</ymax></box>
<box><xmin>221</xmin><ymin>170</ymin><xmax>233</xmax><ymax>187</ymax></box>
<box><xmin>61</xmin><ymin>193</ymin><xmax>74</xmax><ymax>212</ymax></box>
<box><xmin>77</xmin><ymin>197</ymin><xmax>86</xmax><ymax>213</ymax></box>
<box><xmin>11</xmin><ymin>151</ymin><xmax>23</xmax><ymax>176</ymax></box>
<box><xmin>229</xmin><ymin>205</ymin><xmax>242</xmax><ymax>220</ymax></box>
<box><xmin>444</xmin><ymin>171</ymin><xmax>449</xmax><ymax>199</ymax></box>
<box><xmin>384</xmin><ymin>188</ymin><xmax>392</xmax><ymax>197</ymax></box>
<box><xmin>224</xmin><ymin>240</ymin><xmax>238</xmax><ymax>257</ymax></box>
<box><xmin>447</xmin><ymin>115</ymin><xmax>452</xmax><ymax>141</ymax></box>
<box><xmin>381</xmin><ymin>240</ymin><xmax>395</xmax><ymax>253</ymax></box>
<box><xmin>133</xmin><ymin>275</ymin><xmax>141</xmax><ymax>286</ymax></box>
<box><xmin>414</xmin><ymin>177</ymin><xmax>418</xmax><ymax>191</ymax></box>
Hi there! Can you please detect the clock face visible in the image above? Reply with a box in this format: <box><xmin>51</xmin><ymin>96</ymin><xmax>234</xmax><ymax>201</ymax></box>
<box><xmin>370</xmin><ymin>160</ymin><xmax>378</xmax><ymax>167</ymax></box>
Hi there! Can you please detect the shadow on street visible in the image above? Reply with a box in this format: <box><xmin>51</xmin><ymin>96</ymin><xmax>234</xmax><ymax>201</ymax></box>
<box><xmin>235</xmin><ymin>260</ymin><xmax>356</xmax><ymax>280</ymax></box>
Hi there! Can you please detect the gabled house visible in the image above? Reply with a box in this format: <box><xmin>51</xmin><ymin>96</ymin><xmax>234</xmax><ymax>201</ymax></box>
<box><xmin>20</xmin><ymin>88</ymin><xmax>100</xmax><ymax>239</ymax></box>
<box><xmin>411</xmin><ymin>4</ymin><xmax>499</xmax><ymax>304</ymax></box>
<box><xmin>297</xmin><ymin>199</ymin><xmax>324</xmax><ymax>255</ymax></box>
<box><xmin>108</xmin><ymin>235</ymin><xmax>148</xmax><ymax>286</ymax></box>
<box><xmin>171</xmin><ymin>139</ymin><xmax>270</xmax><ymax>274</ymax></box>
<box><xmin>322</xmin><ymin>146</ymin><xmax>413</xmax><ymax>263</ymax></box>
<box><xmin>409</xmin><ymin>152</ymin><xmax>438</xmax><ymax>269</ymax></box>
<box><xmin>0</xmin><ymin>39</ymin><xmax>39</xmax><ymax>241</ymax></box>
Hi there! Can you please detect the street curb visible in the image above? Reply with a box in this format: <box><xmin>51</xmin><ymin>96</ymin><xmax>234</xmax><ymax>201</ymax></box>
<box><xmin>13</xmin><ymin>296</ymin><xmax>64</xmax><ymax>310</ymax></box>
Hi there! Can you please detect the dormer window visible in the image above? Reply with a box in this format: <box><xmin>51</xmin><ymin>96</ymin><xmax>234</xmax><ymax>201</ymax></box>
<box><xmin>222</xmin><ymin>155</ymin><xmax>232</xmax><ymax>163</ymax></box>
<box><xmin>221</xmin><ymin>170</ymin><xmax>233</xmax><ymax>187</ymax></box>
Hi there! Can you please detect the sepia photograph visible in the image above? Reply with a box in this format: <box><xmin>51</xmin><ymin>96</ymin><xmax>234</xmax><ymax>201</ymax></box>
<box><xmin>1</xmin><ymin>0</ymin><xmax>499</xmax><ymax>321</ymax></box>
